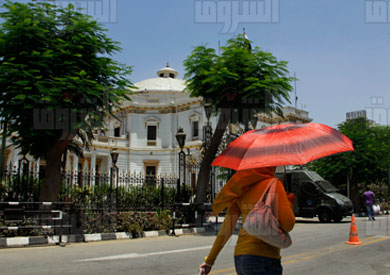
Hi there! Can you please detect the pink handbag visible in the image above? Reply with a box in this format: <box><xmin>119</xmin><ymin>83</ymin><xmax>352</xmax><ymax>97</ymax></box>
<box><xmin>243</xmin><ymin>179</ymin><xmax>292</xmax><ymax>248</ymax></box>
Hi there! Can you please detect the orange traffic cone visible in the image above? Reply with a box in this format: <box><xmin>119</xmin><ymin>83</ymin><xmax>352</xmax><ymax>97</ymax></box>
<box><xmin>345</xmin><ymin>215</ymin><xmax>363</xmax><ymax>245</ymax></box>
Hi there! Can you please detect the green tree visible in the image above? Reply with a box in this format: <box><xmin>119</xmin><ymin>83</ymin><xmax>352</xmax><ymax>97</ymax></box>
<box><xmin>184</xmin><ymin>35</ymin><xmax>293</xmax><ymax>203</ymax></box>
<box><xmin>0</xmin><ymin>1</ymin><xmax>133</xmax><ymax>201</ymax></box>
<box><xmin>308</xmin><ymin>117</ymin><xmax>390</xmax><ymax>211</ymax></box>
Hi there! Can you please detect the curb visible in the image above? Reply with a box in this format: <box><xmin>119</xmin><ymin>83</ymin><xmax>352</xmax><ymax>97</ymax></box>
<box><xmin>0</xmin><ymin>226</ymin><xmax>211</xmax><ymax>249</ymax></box>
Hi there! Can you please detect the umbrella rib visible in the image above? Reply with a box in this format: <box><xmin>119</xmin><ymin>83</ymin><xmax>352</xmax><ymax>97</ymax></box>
<box><xmin>239</xmin><ymin>134</ymin><xmax>264</xmax><ymax>169</ymax></box>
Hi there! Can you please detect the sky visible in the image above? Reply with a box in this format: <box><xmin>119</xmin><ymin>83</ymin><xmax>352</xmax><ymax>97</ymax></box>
<box><xmin>8</xmin><ymin>0</ymin><xmax>390</xmax><ymax>128</ymax></box>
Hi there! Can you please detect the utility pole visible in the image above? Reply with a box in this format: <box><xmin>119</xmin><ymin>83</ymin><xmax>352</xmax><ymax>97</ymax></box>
<box><xmin>387</xmin><ymin>152</ymin><xmax>390</xmax><ymax>200</ymax></box>
<box><xmin>0</xmin><ymin>119</ymin><xmax>8</xmax><ymax>180</ymax></box>
<box><xmin>347</xmin><ymin>167</ymin><xmax>352</xmax><ymax>199</ymax></box>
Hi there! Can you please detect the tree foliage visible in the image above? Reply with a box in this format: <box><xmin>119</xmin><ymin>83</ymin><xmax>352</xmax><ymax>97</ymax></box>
<box><xmin>0</xmin><ymin>1</ymin><xmax>133</xmax><ymax>200</ymax></box>
<box><xmin>184</xmin><ymin>35</ymin><xmax>292</xmax><ymax>121</ymax></box>
<box><xmin>308</xmin><ymin>117</ymin><xmax>390</xmax><ymax>209</ymax></box>
<box><xmin>184</xmin><ymin>35</ymin><xmax>293</xmax><ymax>203</ymax></box>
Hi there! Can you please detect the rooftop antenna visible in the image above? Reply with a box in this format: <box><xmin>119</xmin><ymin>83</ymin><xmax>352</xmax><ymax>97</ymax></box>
<box><xmin>294</xmin><ymin>72</ymin><xmax>298</xmax><ymax>109</ymax></box>
<box><xmin>218</xmin><ymin>41</ymin><xmax>221</xmax><ymax>55</ymax></box>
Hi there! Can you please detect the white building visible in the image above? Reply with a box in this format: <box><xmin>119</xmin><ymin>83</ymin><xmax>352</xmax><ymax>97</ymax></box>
<box><xmin>65</xmin><ymin>65</ymin><xmax>213</xmax><ymax>189</ymax></box>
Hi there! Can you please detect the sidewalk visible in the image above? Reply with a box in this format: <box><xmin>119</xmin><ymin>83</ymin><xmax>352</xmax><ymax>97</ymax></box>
<box><xmin>0</xmin><ymin>224</ymin><xmax>216</xmax><ymax>249</ymax></box>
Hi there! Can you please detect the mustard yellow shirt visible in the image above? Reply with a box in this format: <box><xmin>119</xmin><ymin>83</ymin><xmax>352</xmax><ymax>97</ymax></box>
<box><xmin>205</xmin><ymin>174</ymin><xmax>295</xmax><ymax>266</ymax></box>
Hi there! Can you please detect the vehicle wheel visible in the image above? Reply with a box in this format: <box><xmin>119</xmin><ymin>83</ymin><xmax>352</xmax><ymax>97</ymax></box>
<box><xmin>318</xmin><ymin>209</ymin><xmax>332</xmax><ymax>223</ymax></box>
<box><xmin>333</xmin><ymin>215</ymin><xmax>343</xmax><ymax>223</ymax></box>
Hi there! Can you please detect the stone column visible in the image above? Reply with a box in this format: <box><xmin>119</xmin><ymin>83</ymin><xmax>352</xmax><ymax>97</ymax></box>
<box><xmin>72</xmin><ymin>155</ymin><xmax>78</xmax><ymax>186</ymax></box>
<box><xmin>90</xmin><ymin>153</ymin><xmax>96</xmax><ymax>186</ymax></box>
<box><xmin>107</xmin><ymin>153</ymin><xmax>112</xmax><ymax>174</ymax></box>
<box><xmin>82</xmin><ymin>158</ymin><xmax>88</xmax><ymax>186</ymax></box>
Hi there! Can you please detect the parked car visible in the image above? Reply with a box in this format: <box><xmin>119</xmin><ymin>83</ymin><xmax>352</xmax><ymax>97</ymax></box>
<box><xmin>276</xmin><ymin>168</ymin><xmax>353</xmax><ymax>222</ymax></box>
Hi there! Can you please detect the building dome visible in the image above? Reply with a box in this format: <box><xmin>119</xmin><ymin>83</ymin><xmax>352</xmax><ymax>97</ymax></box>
<box><xmin>132</xmin><ymin>64</ymin><xmax>186</xmax><ymax>93</ymax></box>
<box><xmin>157</xmin><ymin>64</ymin><xmax>178</xmax><ymax>79</ymax></box>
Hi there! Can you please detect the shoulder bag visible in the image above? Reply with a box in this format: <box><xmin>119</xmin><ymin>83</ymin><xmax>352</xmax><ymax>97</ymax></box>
<box><xmin>243</xmin><ymin>178</ymin><xmax>292</xmax><ymax>248</ymax></box>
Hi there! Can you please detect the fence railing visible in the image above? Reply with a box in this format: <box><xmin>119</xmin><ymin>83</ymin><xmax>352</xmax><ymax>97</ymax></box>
<box><xmin>0</xmin><ymin>167</ymin><xmax>195</xmax><ymax>209</ymax></box>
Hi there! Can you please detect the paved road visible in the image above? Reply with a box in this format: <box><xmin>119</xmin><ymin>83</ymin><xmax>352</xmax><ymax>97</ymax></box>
<box><xmin>0</xmin><ymin>216</ymin><xmax>389</xmax><ymax>275</ymax></box>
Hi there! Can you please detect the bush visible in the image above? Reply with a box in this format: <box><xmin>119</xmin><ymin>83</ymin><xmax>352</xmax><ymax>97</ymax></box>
<box><xmin>117</xmin><ymin>210</ymin><xmax>172</xmax><ymax>238</ymax></box>
<box><xmin>82</xmin><ymin>210</ymin><xmax>117</xmax><ymax>234</ymax></box>
<box><xmin>154</xmin><ymin>209</ymin><xmax>173</xmax><ymax>231</ymax></box>
<box><xmin>0</xmin><ymin>181</ymin><xmax>7</xmax><ymax>200</ymax></box>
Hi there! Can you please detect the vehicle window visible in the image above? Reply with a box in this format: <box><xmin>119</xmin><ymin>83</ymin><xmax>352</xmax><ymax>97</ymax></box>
<box><xmin>292</xmin><ymin>173</ymin><xmax>300</xmax><ymax>185</ymax></box>
<box><xmin>299</xmin><ymin>173</ymin><xmax>311</xmax><ymax>181</ymax></box>
<box><xmin>302</xmin><ymin>182</ymin><xmax>319</xmax><ymax>196</ymax></box>
<box><xmin>306</xmin><ymin>171</ymin><xmax>325</xmax><ymax>181</ymax></box>
<box><xmin>317</xmin><ymin>180</ymin><xmax>338</xmax><ymax>192</ymax></box>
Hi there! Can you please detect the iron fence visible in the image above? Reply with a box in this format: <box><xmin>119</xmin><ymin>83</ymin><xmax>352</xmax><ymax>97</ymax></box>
<box><xmin>0</xmin><ymin>167</ymin><xmax>195</xmax><ymax>210</ymax></box>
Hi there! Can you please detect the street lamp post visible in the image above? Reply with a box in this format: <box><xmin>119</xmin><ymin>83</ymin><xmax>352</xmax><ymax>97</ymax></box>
<box><xmin>20</xmin><ymin>155</ymin><xmax>29</xmax><ymax>200</ymax></box>
<box><xmin>171</xmin><ymin>128</ymin><xmax>187</xmax><ymax>236</ymax></box>
<box><xmin>110</xmin><ymin>150</ymin><xmax>119</xmax><ymax>210</ymax></box>
<box><xmin>175</xmin><ymin>128</ymin><xmax>186</xmax><ymax>202</ymax></box>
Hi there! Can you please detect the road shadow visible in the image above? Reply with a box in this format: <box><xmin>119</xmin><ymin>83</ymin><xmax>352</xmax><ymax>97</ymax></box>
<box><xmin>295</xmin><ymin>219</ymin><xmax>350</xmax><ymax>224</ymax></box>
<box><xmin>191</xmin><ymin>218</ymin><xmax>353</xmax><ymax>238</ymax></box>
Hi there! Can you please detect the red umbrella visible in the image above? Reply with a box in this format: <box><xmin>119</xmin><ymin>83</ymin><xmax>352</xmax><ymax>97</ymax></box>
<box><xmin>212</xmin><ymin>123</ymin><xmax>354</xmax><ymax>170</ymax></box>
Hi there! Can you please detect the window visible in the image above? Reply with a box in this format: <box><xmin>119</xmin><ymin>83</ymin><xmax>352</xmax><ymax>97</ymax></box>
<box><xmin>114</xmin><ymin>127</ymin><xmax>121</xmax><ymax>137</ymax></box>
<box><xmin>145</xmin><ymin>117</ymin><xmax>160</xmax><ymax>146</ymax></box>
<box><xmin>146</xmin><ymin>166</ymin><xmax>156</xmax><ymax>176</ymax></box>
<box><xmin>145</xmin><ymin>165</ymin><xmax>157</xmax><ymax>187</ymax></box>
<box><xmin>192</xmin><ymin>121</ymin><xmax>199</xmax><ymax>140</ymax></box>
<box><xmin>147</xmin><ymin>125</ymin><xmax>157</xmax><ymax>146</ymax></box>
<box><xmin>189</xmin><ymin>113</ymin><xmax>201</xmax><ymax>140</ymax></box>
<box><xmin>147</xmin><ymin>125</ymin><xmax>156</xmax><ymax>140</ymax></box>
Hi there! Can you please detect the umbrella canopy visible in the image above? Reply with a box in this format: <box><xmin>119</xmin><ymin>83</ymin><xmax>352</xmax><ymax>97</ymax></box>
<box><xmin>212</xmin><ymin>123</ymin><xmax>354</xmax><ymax>170</ymax></box>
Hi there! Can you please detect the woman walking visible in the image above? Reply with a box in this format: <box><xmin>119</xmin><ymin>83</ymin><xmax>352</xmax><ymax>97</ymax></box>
<box><xmin>199</xmin><ymin>167</ymin><xmax>296</xmax><ymax>275</ymax></box>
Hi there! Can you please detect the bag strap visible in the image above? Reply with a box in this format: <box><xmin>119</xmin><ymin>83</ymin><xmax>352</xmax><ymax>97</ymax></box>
<box><xmin>265</xmin><ymin>178</ymin><xmax>278</xmax><ymax>207</ymax></box>
<box><xmin>254</xmin><ymin>178</ymin><xmax>278</xmax><ymax>208</ymax></box>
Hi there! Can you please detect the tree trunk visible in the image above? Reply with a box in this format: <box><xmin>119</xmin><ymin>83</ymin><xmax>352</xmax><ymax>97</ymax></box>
<box><xmin>350</xmin><ymin>180</ymin><xmax>362</xmax><ymax>213</ymax></box>
<box><xmin>195</xmin><ymin>108</ymin><xmax>231</xmax><ymax>204</ymax></box>
<box><xmin>39</xmin><ymin>139</ymin><xmax>72</xmax><ymax>202</ymax></box>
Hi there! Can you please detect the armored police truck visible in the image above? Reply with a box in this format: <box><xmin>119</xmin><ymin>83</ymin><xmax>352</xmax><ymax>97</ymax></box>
<box><xmin>276</xmin><ymin>168</ymin><xmax>353</xmax><ymax>222</ymax></box>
